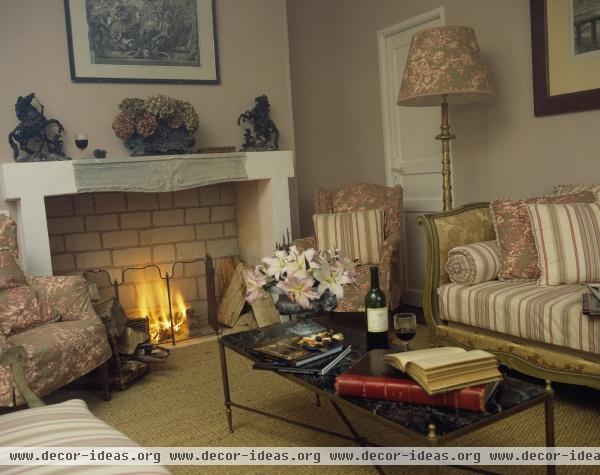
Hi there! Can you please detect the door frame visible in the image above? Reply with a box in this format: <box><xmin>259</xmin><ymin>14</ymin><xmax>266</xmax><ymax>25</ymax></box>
<box><xmin>377</xmin><ymin>6</ymin><xmax>446</xmax><ymax>188</ymax></box>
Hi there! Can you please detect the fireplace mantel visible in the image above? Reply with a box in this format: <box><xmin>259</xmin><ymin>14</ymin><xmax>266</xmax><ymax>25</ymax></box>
<box><xmin>0</xmin><ymin>151</ymin><xmax>294</xmax><ymax>275</ymax></box>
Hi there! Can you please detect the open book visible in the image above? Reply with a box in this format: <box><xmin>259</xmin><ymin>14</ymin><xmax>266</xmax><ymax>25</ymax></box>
<box><xmin>382</xmin><ymin>347</ymin><xmax>502</xmax><ymax>395</ymax></box>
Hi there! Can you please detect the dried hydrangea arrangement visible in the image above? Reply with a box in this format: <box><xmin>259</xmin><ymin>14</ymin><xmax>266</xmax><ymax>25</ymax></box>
<box><xmin>112</xmin><ymin>95</ymin><xmax>199</xmax><ymax>156</ymax></box>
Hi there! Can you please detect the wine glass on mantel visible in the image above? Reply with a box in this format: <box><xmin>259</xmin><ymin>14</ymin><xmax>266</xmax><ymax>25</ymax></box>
<box><xmin>75</xmin><ymin>134</ymin><xmax>88</xmax><ymax>159</ymax></box>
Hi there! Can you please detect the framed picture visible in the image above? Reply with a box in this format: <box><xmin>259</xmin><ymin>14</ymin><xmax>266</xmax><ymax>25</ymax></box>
<box><xmin>64</xmin><ymin>0</ymin><xmax>219</xmax><ymax>84</ymax></box>
<box><xmin>531</xmin><ymin>0</ymin><xmax>600</xmax><ymax>116</ymax></box>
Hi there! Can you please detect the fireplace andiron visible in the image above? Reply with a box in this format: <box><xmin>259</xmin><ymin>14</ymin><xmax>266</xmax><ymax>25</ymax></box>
<box><xmin>83</xmin><ymin>256</ymin><xmax>218</xmax><ymax>390</ymax></box>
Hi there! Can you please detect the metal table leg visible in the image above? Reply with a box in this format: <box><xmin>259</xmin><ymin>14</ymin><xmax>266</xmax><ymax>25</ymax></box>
<box><xmin>218</xmin><ymin>334</ymin><xmax>233</xmax><ymax>433</ymax></box>
<box><xmin>330</xmin><ymin>401</ymin><xmax>384</xmax><ymax>475</ymax></box>
<box><xmin>545</xmin><ymin>381</ymin><xmax>556</xmax><ymax>475</ymax></box>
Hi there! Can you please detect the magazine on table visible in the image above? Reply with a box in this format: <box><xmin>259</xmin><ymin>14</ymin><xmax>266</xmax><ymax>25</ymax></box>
<box><xmin>253</xmin><ymin>345</ymin><xmax>352</xmax><ymax>375</ymax></box>
<box><xmin>250</xmin><ymin>330</ymin><xmax>346</xmax><ymax>367</ymax></box>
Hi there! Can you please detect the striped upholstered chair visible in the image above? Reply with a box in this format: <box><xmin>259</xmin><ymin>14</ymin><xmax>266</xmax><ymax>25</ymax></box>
<box><xmin>294</xmin><ymin>183</ymin><xmax>404</xmax><ymax>312</ymax></box>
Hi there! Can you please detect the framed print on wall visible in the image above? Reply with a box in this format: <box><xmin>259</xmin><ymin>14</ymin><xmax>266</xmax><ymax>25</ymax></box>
<box><xmin>64</xmin><ymin>0</ymin><xmax>219</xmax><ymax>84</ymax></box>
<box><xmin>531</xmin><ymin>0</ymin><xmax>600</xmax><ymax>116</ymax></box>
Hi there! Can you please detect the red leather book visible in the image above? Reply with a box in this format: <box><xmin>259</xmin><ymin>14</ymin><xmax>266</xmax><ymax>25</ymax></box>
<box><xmin>335</xmin><ymin>350</ymin><xmax>497</xmax><ymax>412</ymax></box>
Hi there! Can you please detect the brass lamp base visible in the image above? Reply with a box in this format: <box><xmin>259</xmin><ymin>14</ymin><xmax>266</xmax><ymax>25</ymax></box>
<box><xmin>436</xmin><ymin>96</ymin><xmax>455</xmax><ymax>212</ymax></box>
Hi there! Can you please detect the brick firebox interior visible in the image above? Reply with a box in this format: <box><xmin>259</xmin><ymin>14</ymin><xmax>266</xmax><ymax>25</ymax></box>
<box><xmin>45</xmin><ymin>183</ymin><xmax>239</xmax><ymax>337</ymax></box>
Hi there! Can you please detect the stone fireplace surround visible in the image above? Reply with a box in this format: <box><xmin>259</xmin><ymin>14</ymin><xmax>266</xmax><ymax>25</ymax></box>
<box><xmin>0</xmin><ymin>152</ymin><xmax>294</xmax><ymax>334</ymax></box>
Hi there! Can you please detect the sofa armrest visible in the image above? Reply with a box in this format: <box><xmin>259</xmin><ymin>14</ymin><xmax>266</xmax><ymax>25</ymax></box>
<box><xmin>29</xmin><ymin>276</ymin><xmax>98</xmax><ymax>322</ymax></box>
<box><xmin>417</xmin><ymin>203</ymin><xmax>494</xmax><ymax>330</ymax></box>
<box><xmin>291</xmin><ymin>235</ymin><xmax>316</xmax><ymax>251</ymax></box>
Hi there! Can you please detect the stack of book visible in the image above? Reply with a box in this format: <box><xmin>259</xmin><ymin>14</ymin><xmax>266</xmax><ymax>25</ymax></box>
<box><xmin>582</xmin><ymin>284</ymin><xmax>600</xmax><ymax>316</ymax></box>
<box><xmin>335</xmin><ymin>348</ymin><xmax>502</xmax><ymax>412</ymax></box>
<box><xmin>249</xmin><ymin>333</ymin><xmax>352</xmax><ymax>376</ymax></box>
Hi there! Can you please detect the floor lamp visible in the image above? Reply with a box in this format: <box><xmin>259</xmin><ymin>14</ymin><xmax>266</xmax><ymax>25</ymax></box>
<box><xmin>397</xmin><ymin>26</ymin><xmax>495</xmax><ymax>212</ymax></box>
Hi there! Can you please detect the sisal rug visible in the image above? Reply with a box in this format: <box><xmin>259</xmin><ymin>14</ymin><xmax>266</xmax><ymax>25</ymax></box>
<box><xmin>49</xmin><ymin>341</ymin><xmax>600</xmax><ymax>475</ymax></box>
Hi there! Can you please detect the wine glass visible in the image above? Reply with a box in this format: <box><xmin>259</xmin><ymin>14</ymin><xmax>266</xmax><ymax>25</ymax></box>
<box><xmin>393</xmin><ymin>312</ymin><xmax>417</xmax><ymax>351</ymax></box>
<box><xmin>75</xmin><ymin>134</ymin><xmax>88</xmax><ymax>159</ymax></box>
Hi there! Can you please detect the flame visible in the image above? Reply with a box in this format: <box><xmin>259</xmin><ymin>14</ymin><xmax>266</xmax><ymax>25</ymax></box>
<box><xmin>129</xmin><ymin>280</ymin><xmax>189</xmax><ymax>343</ymax></box>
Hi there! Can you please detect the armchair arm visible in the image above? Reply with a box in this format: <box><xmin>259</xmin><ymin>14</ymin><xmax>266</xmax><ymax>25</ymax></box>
<box><xmin>417</xmin><ymin>203</ymin><xmax>494</xmax><ymax>332</ymax></box>
<box><xmin>0</xmin><ymin>344</ymin><xmax>44</xmax><ymax>408</ymax></box>
<box><xmin>29</xmin><ymin>276</ymin><xmax>98</xmax><ymax>322</ymax></box>
<box><xmin>378</xmin><ymin>232</ymin><xmax>403</xmax><ymax>309</ymax></box>
<box><xmin>291</xmin><ymin>235</ymin><xmax>317</xmax><ymax>251</ymax></box>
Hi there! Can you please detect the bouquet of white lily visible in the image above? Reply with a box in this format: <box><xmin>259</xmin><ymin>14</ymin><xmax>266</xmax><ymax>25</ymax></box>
<box><xmin>245</xmin><ymin>246</ymin><xmax>357</xmax><ymax>309</ymax></box>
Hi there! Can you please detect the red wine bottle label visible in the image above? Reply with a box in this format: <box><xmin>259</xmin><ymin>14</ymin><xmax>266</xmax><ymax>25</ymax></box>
<box><xmin>367</xmin><ymin>307</ymin><xmax>388</xmax><ymax>332</ymax></box>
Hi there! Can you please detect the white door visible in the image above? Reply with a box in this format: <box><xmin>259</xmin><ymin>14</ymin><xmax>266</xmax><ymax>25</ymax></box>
<box><xmin>378</xmin><ymin>7</ymin><xmax>445</xmax><ymax>307</ymax></box>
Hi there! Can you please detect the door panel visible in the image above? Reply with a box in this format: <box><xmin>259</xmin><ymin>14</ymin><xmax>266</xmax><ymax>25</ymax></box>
<box><xmin>378</xmin><ymin>8</ymin><xmax>445</xmax><ymax>307</ymax></box>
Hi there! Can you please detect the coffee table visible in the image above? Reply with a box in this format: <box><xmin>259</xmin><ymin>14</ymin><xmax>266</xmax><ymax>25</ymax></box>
<box><xmin>217</xmin><ymin>315</ymin><xmax>555</xmax><ymax>474</ymax></box>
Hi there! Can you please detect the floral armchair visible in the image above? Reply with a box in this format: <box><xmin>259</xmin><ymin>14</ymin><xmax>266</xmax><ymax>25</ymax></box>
<box><xmin>0</xmin><ymin>215</ymin><xmax>111</xmax><ymax>407</ymax></box>
<box><xmin>294</xmin><ymin>183</ymin><xmax>404</xmax><ymax>312</ymax></box>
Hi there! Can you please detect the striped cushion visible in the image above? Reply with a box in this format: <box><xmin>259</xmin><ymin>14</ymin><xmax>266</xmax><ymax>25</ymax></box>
<box><xmin>529</xmin><ymin>202</ymin><xmax>600</xmax><ymax>286</ymax></box>
<box><xmin>0</xmin><ymin>399</ymin><xmax>170</xmax><ymax>474</ymax></box>
<box><xmin>445</xmin><ymin>241</ymin><xmax>500</xmax><ymax>286</ymax></box>
<box><xmin>313</xmin><ymin>209</ymin><xmax>384</xmax><ymax>264</ymax></box>
<box><xmin>438</xmin><ymin>281</ymin><xmax>599</xmax><ymax>354</ymax></box>
<box><xmin>555</xmin><ymin>183</ymin><xmax>600</xmax><ymax>201</ymax></box>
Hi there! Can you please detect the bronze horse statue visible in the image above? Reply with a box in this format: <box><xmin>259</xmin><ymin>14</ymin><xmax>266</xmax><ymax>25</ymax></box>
<box><xmin>237</xmin><ymin>95</ymin><xmax>279</xmax><ymax>151</ymax></box>
<box><xmin>8</xmin><ymin>93</ymin><xmax>66</xmax><ymax>161</ymax></box>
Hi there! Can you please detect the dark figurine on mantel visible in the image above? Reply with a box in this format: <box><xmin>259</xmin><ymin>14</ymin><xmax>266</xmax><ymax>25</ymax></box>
<box><xmin>8</xmin><ymin>93</ymin><xmax>70</xmax><ymax>162</ymax></box>
<box><xmin>237</xmin><ymin>95</ymin><xmax>280</xmax><ymax>151</ymax></box>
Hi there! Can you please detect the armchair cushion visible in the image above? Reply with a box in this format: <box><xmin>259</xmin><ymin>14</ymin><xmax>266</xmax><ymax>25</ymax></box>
<box><xmin>0</xmin><ymin>215</ymin><xmax>18</xmax><ymax>258</ymax></box>
<box><xmin>291</xmin><ymin>235</ymin><xmax>316</xmax><ymax>251</ymax></box>
<box><xmin>0</xmin><ymin>248</ymin><xmax>27</xmax><ymax>288</ymax></box>
<box><xmin>0</xmin><ymin>250</ymin><xmax>43</xmax><ymax>336</ymax></box>
<box><xmin>313</xmin><ymin>209</ymin><xmax>384</xmax><ymax>264</ymax></box>
<box><xmin>30</xmin><ymin>276</ymin><xmax>98</xmax><ymax>322</ymax></box>
<box><xmin>330</xmin><ymin>183</ymin><xmax>403</xmax><ymax>238</ymax></box>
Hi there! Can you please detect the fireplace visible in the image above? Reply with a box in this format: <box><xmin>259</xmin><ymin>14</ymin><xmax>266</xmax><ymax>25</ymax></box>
<box><xmin>0</xmin><ymin>152</ymin><xmax>294</xmax><ymax>341</ymax></box>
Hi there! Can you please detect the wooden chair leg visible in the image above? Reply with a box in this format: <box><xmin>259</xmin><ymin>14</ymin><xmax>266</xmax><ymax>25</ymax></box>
<box><xmin>99</xmin><ymin>361</ymin><xmax>111</xmax><ymax>402</ymax></box>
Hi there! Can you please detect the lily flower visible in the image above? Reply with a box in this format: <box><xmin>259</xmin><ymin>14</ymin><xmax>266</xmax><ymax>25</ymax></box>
<box><xmin>261</xmin><ymin>250</ymin><xmax>287</xmax><ymax>280</ymax></box>
<box><xmin>244</xmin><ymin>267</ymin><xmax>267</xmax><ymax>304</ymax></box>
<box><xmin>277</xmin><ymin>274</ymin><xmax>319</xmax><ymax>309</ymax></box>
<box><xmin>284</xmin><ymin>248</ymin><xmax>319</xmax><ymax>277</ymax></box>
<box><xmin>314</xmin><ymin>258</ymin><xmax>348</xmax><ymax>299</ymax></box>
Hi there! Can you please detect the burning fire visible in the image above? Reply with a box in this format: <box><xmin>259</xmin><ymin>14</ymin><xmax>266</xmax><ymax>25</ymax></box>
<box><xmin>129</xmin><ymin>280</ymin><xmax>190</xmax><ymax>343</ymax></box>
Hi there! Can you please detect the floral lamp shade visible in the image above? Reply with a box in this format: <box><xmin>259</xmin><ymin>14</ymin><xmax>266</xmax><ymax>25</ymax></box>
<box><xmin>397</xmin><ymin>26</ymin><xmax>495</xmax><ymax>107</ymax></box>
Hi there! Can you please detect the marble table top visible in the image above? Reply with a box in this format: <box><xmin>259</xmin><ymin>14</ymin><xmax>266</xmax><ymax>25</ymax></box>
<box><xmin>221</xmin><ymin>317</ymin><xmax>549</xmax><ymax>441</ymax></box>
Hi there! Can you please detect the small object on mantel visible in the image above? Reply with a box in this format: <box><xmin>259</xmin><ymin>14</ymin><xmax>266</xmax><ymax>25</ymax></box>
<box><xmin>237</xmin><ymin>95</ymin><xmax>280</xmax><ymax>151</ymax></box>
<box><xmin>8</xmin><ymin>93</ymin><xmax>70</xmax><ymax>162</ymax></box>
<box><xmin>196</xmin><ymin>146</ymin><xmax>237</xmax><ymax>154</ymax></box>
<box><xmin>93</xmin><ymin>148</ymin><xmax>107</xmax><ymax>158</ymax></box>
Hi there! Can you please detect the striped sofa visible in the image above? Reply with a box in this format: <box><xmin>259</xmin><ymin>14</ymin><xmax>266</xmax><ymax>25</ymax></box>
<box><xmin>418</xmin><ymin>203</ymin><xmax>600</xmax><ymax>390</ymax></box>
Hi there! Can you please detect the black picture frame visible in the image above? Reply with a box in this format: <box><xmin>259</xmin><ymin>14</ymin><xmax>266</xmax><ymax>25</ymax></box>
<box><xmin>64</xmin><ymin>0</ymin><xmax>220</xmax><ymax>84</ymax></box>
<box><xmin>530</xmin><ymin>0</ymin><xmax>600</xmax><ymax>116</ymax></box>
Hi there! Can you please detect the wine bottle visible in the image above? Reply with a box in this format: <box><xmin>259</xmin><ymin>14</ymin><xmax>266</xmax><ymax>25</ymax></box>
<box><xmin>365</xmin><ymin>266</ymin><xmax>389</xmax><ymax>350</ymax></box>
